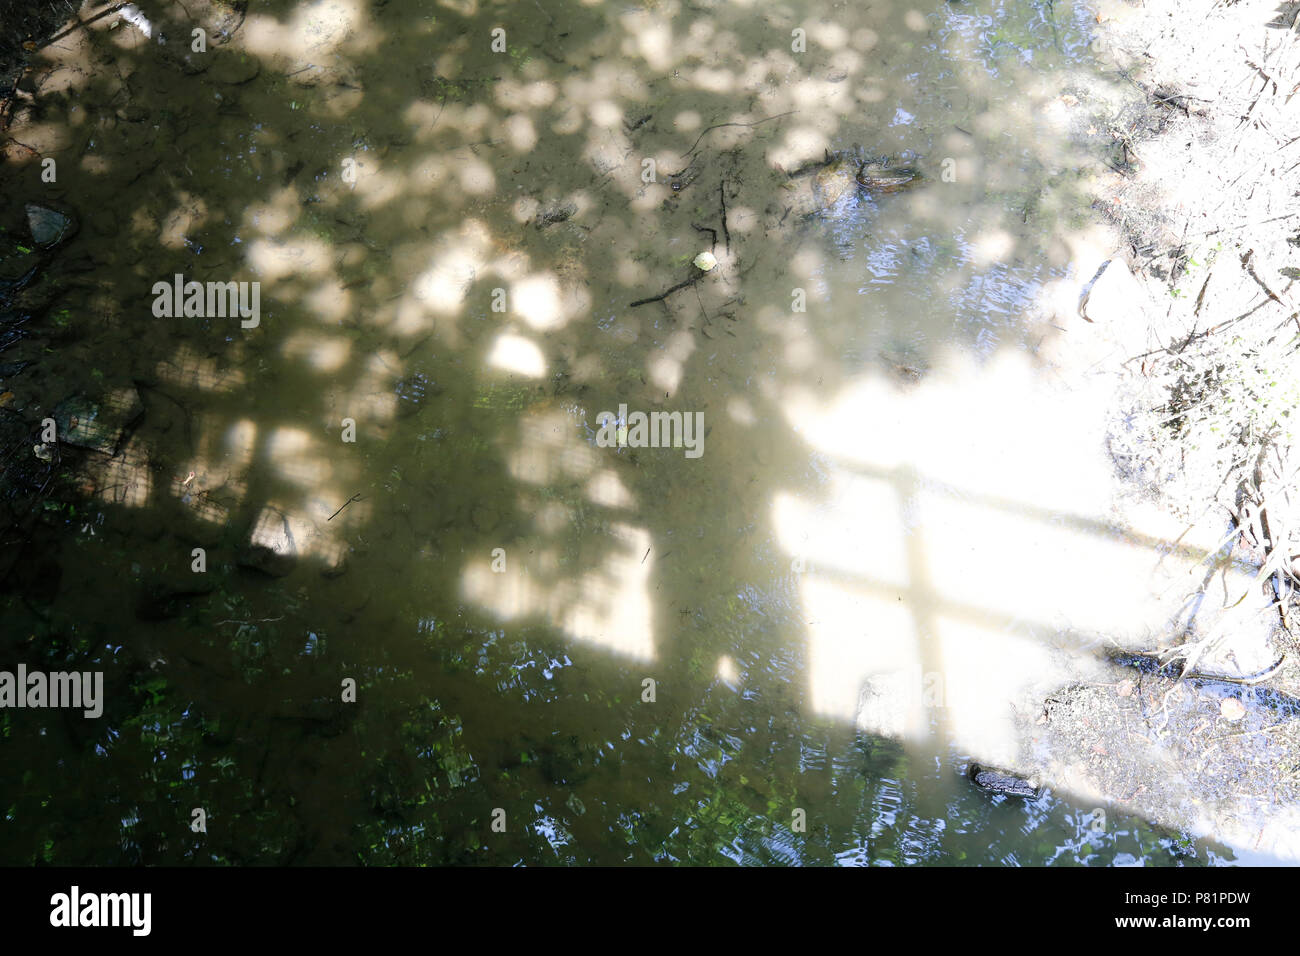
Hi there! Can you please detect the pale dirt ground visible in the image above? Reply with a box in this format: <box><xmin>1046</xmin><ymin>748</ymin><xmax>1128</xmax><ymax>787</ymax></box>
<box><xmin>1024</xmin><ymin>0</ymin><xmax>1300</xmax><ymax>860</ymax></box>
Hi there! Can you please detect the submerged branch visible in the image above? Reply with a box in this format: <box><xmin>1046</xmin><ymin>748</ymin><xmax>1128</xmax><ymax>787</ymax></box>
<box><xmin>629</xmin><ymin>273</ymin><xmax>702</xmax><ymax>308</ymax></box>
<box><xmin>678</xmin><ymin>110</ymin><xmax>797</xmax><ymax>158</ymax></box>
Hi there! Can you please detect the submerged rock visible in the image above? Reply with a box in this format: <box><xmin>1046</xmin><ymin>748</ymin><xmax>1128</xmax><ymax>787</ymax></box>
<box><xmin>535</xmin><ymin>199</ymin><xmax>578</xmax><ymax>229</ymax></box>
<box><xmin>968</xmin><ymin>763</ymin><xmax>1041</xmax><ymax>798</ymax></box>
<box><xmin>779</xmin><ymin>154</ymin><xmax>860</xmax><ymax>220</ymax></box>
<box><xmin>25</xmin><ymin>203</ymin><xmax>76</xmax><ymax>248</ymax></box>
<box><xmin>776</xmin><ymin>150</ymin><xmax>922</xmax><ymax>221</ymax></box>
<box><xmin>855</xmin><ymin>162</ymin><xmax>922</xmax><ymax>192</ymax></box>
<box><xmin>53</xmin><ymin>387</ymin><xmax>143</xmax><ymax>456</ymax></box>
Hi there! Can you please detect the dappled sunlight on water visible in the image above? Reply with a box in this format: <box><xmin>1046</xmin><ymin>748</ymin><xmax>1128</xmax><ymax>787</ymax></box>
<box><xmin>1</xmin><ymin>0</ymin><xmax>1266</xmax><ymax>865</ymax></box>
<box><xmin>462</xmin><ymin>519</ymin><xmax>657</xmax><ymax>662</ymax></box>
<box><xmin>774</xmin><ymin>344</ymin><xmax>1279</xmax><ymax>776</ymax></box>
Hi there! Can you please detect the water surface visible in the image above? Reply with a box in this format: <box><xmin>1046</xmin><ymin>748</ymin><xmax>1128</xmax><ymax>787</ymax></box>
<box><xmin>0</xmin><ymin>0</ymin><xmax>1237</xmax><ymax>864</ymax></box>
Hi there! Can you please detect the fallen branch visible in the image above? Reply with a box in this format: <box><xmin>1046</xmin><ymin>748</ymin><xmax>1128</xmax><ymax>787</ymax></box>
<box><xmin>719</xmin><ymin>179</ymin><xmax>731</xmax><ymax>253</ymax></box>
<box><xmin>1</xmin><ymin>138</ymin><xmax>40</xmax><ymax>156</ymax></box>
<box><xmin>629</xmin><ymin>272</ymin><xmax>702</xmax><ymax>308</ymax></box>
<box><xmin>691</xmin><ymin>222</ymin><xmax>716</xmax><ymax>250</ymax></box>
<box><xmin>1241</xmin><ymin>248</ymin><xmax>1297</xmax><ymax>312</ymax></box>
<box><xmin>214</xmin><ymin>617</ymin><xmax>284</xmax><ymax>631</ymax></box>
<box><xmin>40</xmin><ymin>2</ymin><xmax>131</xmax><ymax>50</ymax></box>
<box><xmin>1122</xmin><ymin>304</ymin><xmax>1272</xmax><ymax>365</ymax></box>
<box><xmin>694</xmin><ymin>283</ymin><xmax>710</xmax><ymax>324</ymax></box>
<box><xmin>327</xmin><ymin>492</ymin><xmax>363</xmax><ymax>521</ymax></box>
<box><xmin>1194</xmin><ymin>211</ymin><xmax>1300</xmax><ymax>237</ymax></box>
<box><xmin>679</xmin><ymin>110</ymin><xmax>797</xmax><ymax>158</ymax></box>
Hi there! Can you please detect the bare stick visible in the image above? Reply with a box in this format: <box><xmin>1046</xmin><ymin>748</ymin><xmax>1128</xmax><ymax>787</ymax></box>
<box><xmin>629</xmin><ymin>273</ymin><xmax>702</xmax><ymax>308</ymax></box>
<box><xmin>40</xmin><ymin>2</ymin><xmax>130</xmax><ymax>49</ymax></box>
<box><xmin>679</xmin><ymin>110</ymin><xmax>797</xmax><ymax>158</ymax></box>
<box><xmin>694</xmin><ymin>284</ymin><xmax>710</xmax><ymax>324</ymax></box>
<box><xmin>691</xmin><ymin>222</ymin><xmax>717</xmax><ymax>250</ymax></box>
<box><xmin>328</xmin><ymin>493</ymin><xmax>363</xmax><ymax>521</ymax></box>
<box><xmin>719</xmin><ymin>180</ymin><xmax>731</xmax><ymax>253</ymax></box>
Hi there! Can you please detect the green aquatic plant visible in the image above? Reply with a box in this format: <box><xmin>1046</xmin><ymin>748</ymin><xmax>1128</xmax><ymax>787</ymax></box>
<box><xmin>473</xmin><ymin>381</ymin><xmax>535</xmax><ymax>411</ymax></box>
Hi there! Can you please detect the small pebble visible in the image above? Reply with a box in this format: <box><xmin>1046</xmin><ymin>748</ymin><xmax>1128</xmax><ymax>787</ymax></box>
<box><xmin>1220</xmin><ymin>698</ymin><xmax>1246</xmax><ymax>721</ymax></box>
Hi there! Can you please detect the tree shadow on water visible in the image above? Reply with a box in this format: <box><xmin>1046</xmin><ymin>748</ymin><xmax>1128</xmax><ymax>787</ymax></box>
<box><xmin>0</xmin><ymin>0</ymin><xmax>1204</xmax><ymax>866</ymax></box>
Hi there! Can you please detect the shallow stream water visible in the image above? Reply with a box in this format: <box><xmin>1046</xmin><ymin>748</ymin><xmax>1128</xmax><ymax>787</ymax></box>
<box><xmin>0</xmin><ymin>0</ymin><xmax>1244</xmax><ymax>864</ymax></box>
